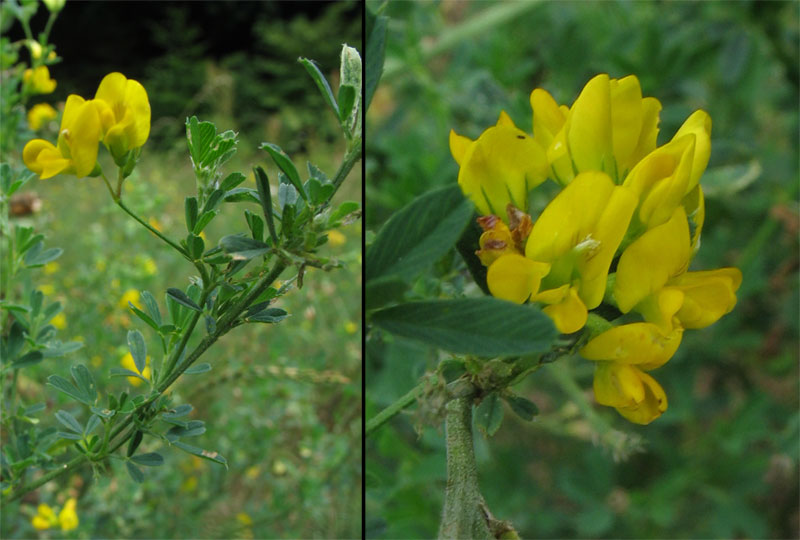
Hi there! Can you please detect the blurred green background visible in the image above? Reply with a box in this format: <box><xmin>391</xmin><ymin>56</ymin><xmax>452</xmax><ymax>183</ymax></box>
<box><xmin>2</xmin><ymin>1</ymin><xmax>362</xmax><ymax>538</ymax></box>
<box><xmin>366</xmin><ymin>1</ymin><xmax>798</xmax><ymax>539</ymax></box>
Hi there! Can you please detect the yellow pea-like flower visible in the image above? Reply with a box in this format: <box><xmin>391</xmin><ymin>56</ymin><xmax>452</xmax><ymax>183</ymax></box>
<box><xmin>58</xmin><ymin>498</ymin><xmax>79</xmax><ymax>531</ymax></box>
<box><xmin>450</xmin><ymin>111</ymin><xmax>548</xmax><ymax>220</ymax></box>
<box><xmin>23</xmin><ymin>65</ymin><xmax>57</xmax><ymax>94</ymax></box>
<box><xmin>23</xmin><ymin>95</ymin><xmax>102</xmax><ymax>179</ymax></box>
<box><xmin>27</xmin><ymin>102</ymin><xmax>58</xmax><ymax>131</ymax></box>
<box><xmin>614</xmin><ymin>207</ymin><xmax>741</xmax><ymax>331</ymax></box>
<box><xmin>31</xmin><ymin>503</ymin><xmax>58</xmax><ymax>530</ymax></box>
<box><xmin>592</xmin><ymin>362</ymin><xmax>668</xmax><ymax>425</ymax></box>
<box><xmin>93</xmin><ymin>72</ymin><xmax>151</xmax><ymax>162</ymax></box>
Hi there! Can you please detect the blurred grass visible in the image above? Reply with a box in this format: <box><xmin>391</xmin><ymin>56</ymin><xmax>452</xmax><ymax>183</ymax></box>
<box><xmin>366</xmin><ymin>1</ymin><xmax>798</xmax><ymax>539</ymax></box>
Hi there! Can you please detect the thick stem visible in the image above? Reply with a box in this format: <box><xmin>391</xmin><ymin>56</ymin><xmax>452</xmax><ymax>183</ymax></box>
<box><xmin>438</xmin><ymin>395</ymin><xmax>492</xmax><ymax>540</ymax></box>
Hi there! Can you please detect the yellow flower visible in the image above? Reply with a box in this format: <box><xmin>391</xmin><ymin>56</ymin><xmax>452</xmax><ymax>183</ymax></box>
<box><xmin>31</xmin><ymin>503</ymin><xmax>58</xmax><ymax>530</ymax></box>
<box><xmin>344</xmin><ymin>321</ymin><xmax>358</xmax><ymax>334</ymax></box>
<box><xmin>486</xmin><ymin>171</ymin><xmax>636</xmax><ymax>333</ymax></box>
<box><xmin>327</xmin><ymin>229</ymin><xmax>346</xmax><ymax>246</ymax></box>
<box><xmin>614</xmin><ymin>207</ymin><xmax>741</xmax><ymax>332</ymax></box>
<box><xmin>27</xmin><ymin>103</ymin><xmax>58</xmax><ymax>131</ymax></box>
<box><xmin>450</xmin><ymin>111</ymin><xmax>548</xmax><ymax>220</ymax></box>
<box><xmin>93</xmin><ymin>72</ymin><xmax>151</xmax><ymax>162</ymax></box>
<box><xmin>272</xmin><ymin>459</ymin><xmax>287</xmax><ymax>476</ymax></box>
<box><xmin>533</xmin><ymin>74</ymin><xmax>662</xmax><ymax>185</ymax></box>
<box><xmin>39</xmin><ymin>284</ymin><xmax>55</xmax><ymax>295</ymax></box>
<box><xmin>592</xmin><ymin>362</ymin><xmax>668</xmax><ymax>425</ymax></box>
<box><xmin>58</xmin><ymin>498</ymin><xmax>79</xmax><ymax>531</ymax></box>
<box><xmin>43</xmin><ymin>261</ymin><xmax>60</xmax><ymax>275</ymax></box>
<box><xmin>120</xmin><ymin>352</ymin><xmax>151</xmax><ymax>386</ymax></box>
<box><xmin>23</xmin><ymin>94</ymin><xmax>102</xmax><ymax>179</ymax></box>
<box><xmin>236</xmin><ymin>512</ymin><xmax>253</xmax><ymax>526</ymax></box>
<box><xmin>23</xmin><ymin>66</ymin><xmax>57</xmax><ymax>94</ymax></box>
<box><xmin>581</xmin><ymin>322</ymin><xmax>683</xmax><ymax>371</ymax></box>
<box><xmin>148</xmin><ymin>217</ymin><xmax>162</xmax><ymax>232</ymax></box>
<box><xmin>119</xmin><ymin>288</ymin><xmax>142</xmax><ymax>310</ymax></box>
<box><xmin>50</xmin><ymin>312</ymin><xmax>67</xmax><ymax>330</ymax></box>
<box><xmin>139</xmin><ymin>256</ymin><xmax>157</xmax><ymax>276</ymax></box>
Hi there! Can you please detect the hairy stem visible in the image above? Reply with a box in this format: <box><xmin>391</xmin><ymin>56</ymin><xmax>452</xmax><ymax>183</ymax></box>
<box><xmin>438</xmin><ymin>395</ymin><xmax>492</xmax><ymax>540</ymax></box>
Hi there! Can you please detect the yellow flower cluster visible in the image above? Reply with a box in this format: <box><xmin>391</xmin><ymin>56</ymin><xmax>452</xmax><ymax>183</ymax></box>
<box><xmin>23</xmin><ymin>73</ymin><xmax>150</xmax><ymax>180</ymax></box>
<box><xmin>450</xmin><ymin>74</ymin><xmax>741</xmax><ymax>424</ymax></box>
<box><xmin>31</xmin><ymin>498</ymin><xmax>78</xmax><ymax>531</ymax></box>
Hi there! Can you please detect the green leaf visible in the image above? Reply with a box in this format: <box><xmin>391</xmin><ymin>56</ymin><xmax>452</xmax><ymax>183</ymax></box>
<box><xmin>126</xmin><ymin>330</ymin><xmax>146</xmax><ymax>374</ymax></box>
<box><xmin>219</xmin><ymin>234</ymin><xmax>271</xmax><ymax>261</ymax></box>
<box><xmin>166</xmin><ymin>420</ymin><xmax>206</xmax><ymax>441</ymax></box>
<box><xmin>366</xmin><ymin>185</ymin><xmax>472</xmax><ymax>283</ymax></box>
<box><xmin>171</xmin><ymin>440</ymin><xmax>228</xmax><ymax>467</ymax></box>
<box><xmin>193</xmin><ymin>210</ymin><xmax>218</xmax><ymax>235</ymax></box>
<box><xmin>55</xmin><ymin>410</ymin><xmax>83</xmax><ymax>434</ymax></box>
<box><xmin>71</xmin><ymin>365</ymin><xmax>97</xmax><ymax>401</ymax></box>
<box><xmin>12</xmin><ymin>350</ymin><xmax>42</xmax><ymax>368</ymax></box>
<box><xmin>503</xmin><ymin>394</ymin><xmax>539</xmax><ymax>421</ymax></box>
<box><xmin>298</xmin><ymin>57</ymin><xmax>339</xmax><ymax>118</ymax></box>
<box><xmin>223</xmin><ymin>187</ymin><xmax>260</xmax><ymax>204</ymax></box>
<box><xmin>85</xmin><ymin>414</ymin><xmax>101</xmax><ymax>435</ymax></box>
<box><xmin>184</xmin><ymin>196</ymin><xmax>198</xmax><ymax>232</ymax></box>
<box><xmin>129</xmin><ymin>303</ymin><xmax>160</xmax><ymax>332</ymax></box>
<box><xmin>202</xmin><ymin>189</ymin><xmax>225</xmax><ymax>214</ymax></box>
<box><xmin>162</xmin><ymin>404</ymin><xmax>193</xmax><ymax>419</ymax></box>
<box><xmin>130</xmin><ymin>452</ymin><xmax>164</xmax><ymax>467</ymax></box>
<box><xmin>187</xmin><ymin>234</ymin><xmax>205</xmax><ymax>260</ymax></box>
<box><xmin>127</xmin><ymin>430</ymin><xmax>144</xmax><ymax>457</ymax></box>
<box><xmin>365</xmin><ymin>12</ymin><xmax>388</xmax><ymax>112</ymax></box>
<box><xmin>337</xmin><ymin>84</ymin><xmax>357</xmax><ymax>123</ymax></box>
<box><xmin>140</xmin><ymin>291</ymin><xmax>162</xmax><ymax>326</ymax></box>
<box><xmin>41</xmin><ymin>341</ymin><xmax>83</xmax><ymax>358</ymax></box>
<box><xmin>90</xmin><ymin>406</ymin><xmax>115</xmax><ymax>419</ymax></box>
<box><xmin>328</xmin><ymin>200</ymin><xmax>360</xmax><ymax>227</ymax></box>
<box><xmin>307</xmin><ymin>162</ymin><xmax>329</xmax><ymax>184</ymax></box>
<box><xmin>475</xmin><ymin>393</ymin><xmax>504</xmax><ymax>437</ymax></box>
<box><xmin>166</xmin><ymin>288</ymin><xmax>203</xmax><ymax>313</ymax></box>
<box><xmin>219</xmin><ymin>172</ymin><xmax>247</xmax><ymax>192</ymax></box>
<box><xmin>24</xmin><ymin>244</ymin><xmax>63</xmax><ymax>267</ymax></box>
<box><xmin>47</xmin><ymin>375</ymin><xmax>92</xmax><ymax>405</ymax></box>
<box><xmin>125</xmin><ymin>461</ymin><xmax>144</xmax><ymax>483</ymax></box>
<box><xmin>260</xmin><ymin>143</ymin><xmax>307</xmax><ymax>201</ymax></box>
<box><xmin>57</xmin><ymin>431</ymin><xmax>83</xmax><ymax>441</ymax></box>
<box><xmin>701</xmin><ymin>160</ymin><xmax>761</xmax><ymax>198</ymax></box>
<box><xmin>245</xmin><ymin>210</ymin><xmax>264</xmax><ymax>243</ymax></box>
<box><xmin>184</xmin><ymin>363</ymin><xmax>211</xmax><ymax>374</ymax></box>
<box><xmin>254</xmin><ymin>166</ymin><xmax>278</xmax><ymax>244</ymax></box>
<box><xmin>247</xmin><ymin>308</ymin><xmax>289</xmax><ymax>324</ymax></box>
<box><xmin>371</xmin><ymin>298</ymin><xmax>557</xmax><ymax>357</ymax></box>
<box><xmin>109</xmin><ymin>368</ymin><xmax>148</xmax><ymax>383</ymax></box>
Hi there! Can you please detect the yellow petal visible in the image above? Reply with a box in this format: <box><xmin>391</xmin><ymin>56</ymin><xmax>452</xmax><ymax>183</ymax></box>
<box><xmin>530</xmin><ymin>88</ymin><xmax>565</xmax><ymax>149</ymax></box>
<box><xmin>58</xmin><ymin>498</ymin><xmax>79</xmax><ymax>531</ymax></box>
<box><xmin>673</xmin><ymin>267</ymin><xmax>741</xmax><ymax>329</ymax></box>
<box><xmin>542</xmin><ymin>285</ymin><xmax>587</xmax><ymax>333</ymax></box>
<box><xmin>94</xmin><ymin>72</ymin><xmax>151</xmax><ymax>151</ymax></box>
<box><xmin>614</xmin><ymin>207</ymin><xmax>691</xmax><ymax>313</ymax></box>
<box><xmin>580</xmin><ymin>321</ymin><xmax>683</xmax><ymax>369</ymax></box>
<box><xmin>546</xmin><ymin>126</ymin><xmax>574</xmax><ymax>186</ymax></box>
<box><xmin>457</xmin><ymin>123</ymin><xmax>548</xmax><ymax>218</ymax></box>
<box><xmin>526</xmin><ymin>171</ymin><xmax>614</xmax><ymax>263</ymax></box>
<box><xmin>672</xmin><ymin>110</ymin><xmax>711</xmax><ymax>194</ymax></box>
<box><xmin>23</xmin><ymin>139</ymin><xmax>69</xmax><ymax>179</ymax></box>
<box><xmin>486</xmin><ymin>254</ymin><xmax>550</xmax><ymax>304</ymax></box>
<box><xmin>635</xmin><ymin>287</ymin><xmax>685</xmax><ymax>333</ymax></box>
<box><xmin>67</xmin><ymin>99</ymin><xmax>102</xmax><ymax>178</ymax></box>
<box><xmin>577</xmin><ymin>184</ymin><xmax>637</xmax><ymax>309</ymax></box>
<box><xmin>682</xmin><ymin>184</ymin><xmax>705</xmax><ymax>254</ymax></box>
<box><xmin>566</xmin><ymin>74</ymin><xmax>612</xmax><ymax>174</ymax></box>
<box><xmin>496</xmin><ymin>110</ymin><xmax>514</xmax><ymax>127</ymax></box>
<box><xmin>609</xmin><ymin>75</ymin><xmax>643</xmax><ymax>180</ymax></box>
<box><xmin>615</xmin><ymin>370</ymin><xmax>668</xmax><ymax>424</ymax></box>
<box><xmin>622</xmin><ymin>96</ymin><xmax>662</xmax><ymax>177</ymax></box>
<box><xmin>449</xmin><ymin>129</ymin><xmax>473</xmax><ymax>166</ymax></box>
<box><xmin>593</xmin><ymin>362</ymin><xmax>645</xmax><ymax>408</ymax></box>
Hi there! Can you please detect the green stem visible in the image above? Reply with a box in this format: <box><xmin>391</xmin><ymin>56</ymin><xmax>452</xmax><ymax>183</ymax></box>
<box><xmin>438</xmin><ymin>395</ymin><xmax>492</xmax><ymax>540</ymax></box>
<box><xmin>159</xmin><ymin>287</ymin><xmax>211</xmax><ymax>385</ymax></box>
<box><xmin>365</xmin><ymin>380</ymin><xmax>426</xmax><ymax>436</ymax></box>
<box><xmin>115</xmin><ymin>199</ymin><xmax>191</xmax><ymax>261</ymax></box>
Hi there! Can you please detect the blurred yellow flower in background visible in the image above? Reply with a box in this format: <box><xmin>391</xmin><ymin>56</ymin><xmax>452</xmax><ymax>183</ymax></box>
<box><xmin>43</xmin><ymin>261</ymin><xmax>60</xmax><ymax>275</ymax></box>
<box><xmin>328</xmin><ymin>229</ymin><xmax>346</xmax><ymax>246</ymax></box>
<box><xmin>50</xmin><ymin>312</ymin><xmax>67</xmax><ymax>330</ymax></box>
<box><xmin>120</xmin><ymin>352</ymin><xmax>150</xmax><ymax>386</ymax></box>
<box><xmin>27</xmin><ymin>103</ymin><xmax>58</xmax><ymax>131</ymax></box>
<box><xmin>344</xmin><ymin>321</ymin><xmax>358</xmax><ymax>334</ymax></box>
<box><xmin>118</xmin><ymin>289</ymin><xmax>142</xmax><ymax>310</ymax></box>
<box><xmin>23</xmin><ymin>66</ymin><xmax>57</xmax><ymax>94</ymax></box>
<box><xmin>31</xmin><ymin>498</ymin><xmax>78</xmax><ymax>531</ymax></box>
